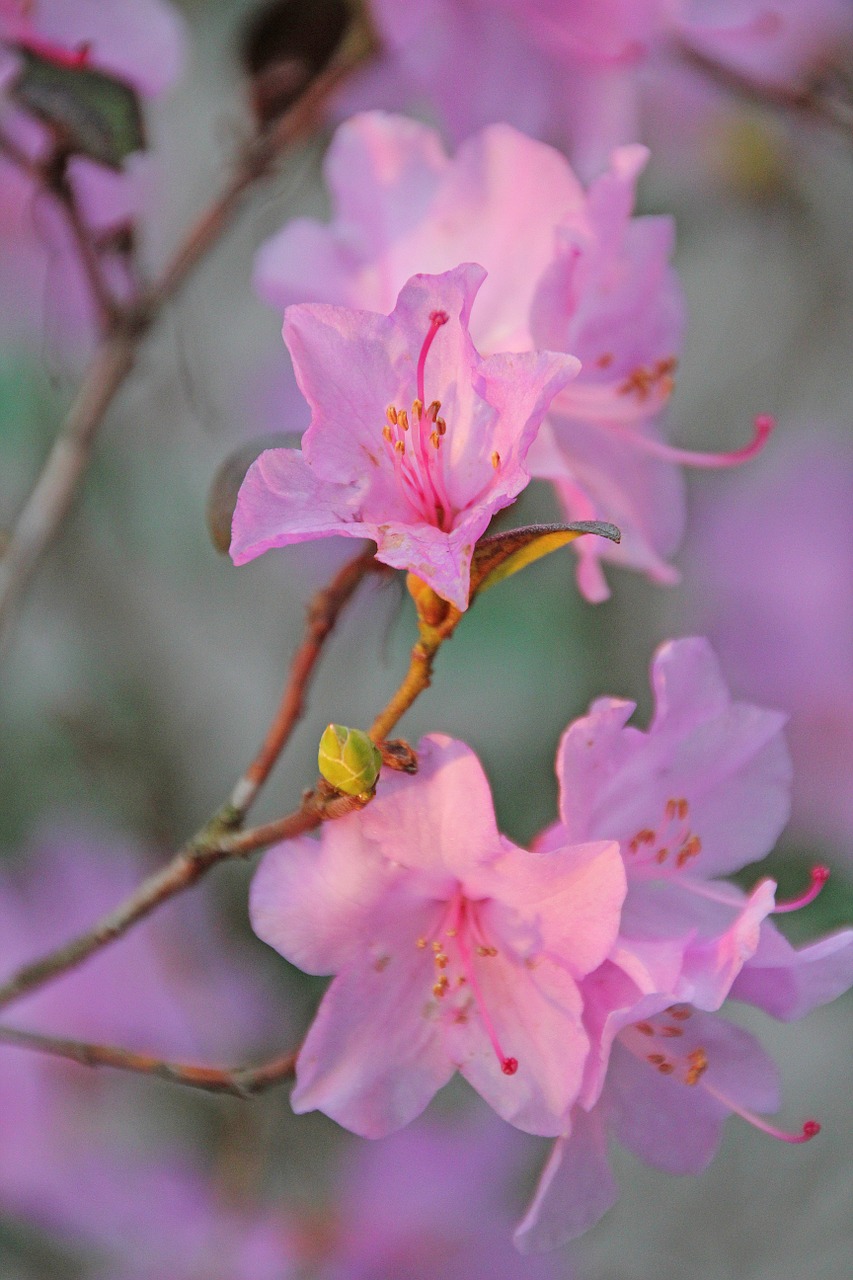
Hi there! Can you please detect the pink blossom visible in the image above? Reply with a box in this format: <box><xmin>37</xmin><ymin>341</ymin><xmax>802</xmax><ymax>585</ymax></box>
<box><xmin>0</xmin><ymin>0</ymin><xmax>184</xmax><ymax>351</ymax></box>
<box><xmin>515</xmin><ymin>635</ymin><xmax>853</xmax><ymax>1249</ymax></box>
<box><xmin>256</xmin><ymin>113</ymin><xmax>774</xmax><ymax>601</ymax></box>
<box><xmin>348</xmin><ymin>1</ymin><xmax>853</xmax><ymax>175</ymax></box>
<box><xmin>541</xmin><ymin>636</ymin><xmax>793</xmax><ymax>1006</ymax></box>
<box><xmin>232</xmin><ymin>264</ymin><xmax>578</xmax><ymax>610</ymax></box>
<box><xmin>682</xmin><ymin>428</ymin><xmax>853</xmax><ymax>862</ymax></box>
<box><xmin>250</xmin><ymin>734</ymin><xmax>625</xmax><ymax>1138</ymax></box>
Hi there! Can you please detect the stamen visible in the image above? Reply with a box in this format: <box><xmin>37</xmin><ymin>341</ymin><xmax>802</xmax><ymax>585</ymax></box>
<box><xmin>703</xmin><ymin>1081</ymin><xmax>821</xmax><ymax>1144</ymax></box>
<box><xmin>611</xmin><ymin>414</ymin><xmax>775</xmax><ymax>469</ymax></box>
<box><xmin>773</xmin><ymin>866</ymin><xmax>830</xmax><ymax>914</ymax></box>
<box><xmin>491</xmin><ymin>451</ymin><xmax>501</xmax><ymax>469</ymax></box>
<box><xmin>448</xmin><ymin>894</ymin><xmax>517</xmax><ymax>1078</ymax></box>
<box><xmin>386</xmin><ymin>406</ymin><xmax>398</xmax><ymax>426</ymax></box>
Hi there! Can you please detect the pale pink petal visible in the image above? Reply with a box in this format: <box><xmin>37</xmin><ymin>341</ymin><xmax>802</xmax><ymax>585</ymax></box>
<box><xmin>609</xmin><ymin>1013</ymin><xmax>780</xmax><ymax>1172</ymax></box>
<box><xmin>477</xmin><ymin>838</ymin><xmax>626</xmax><ymax>977</ymax></box>
<box><xmin>449</xmin><ymin>951</ymin><xmax>587</xmax><ymax>1135</ymax></box>
<box><xmin>292</xmin><ymin>939</ymin><xmax>455</xmax><ymax>1138</ymax></box>
<box><xmin>249</xmin><ymin>828</ymin><xmax>406</xmax><ymax>975</ymax></box>
<box><xmin>731</xmin><ymin>923</ymin><xmax>853</xmax><ymax>1021</ymax></box>
<box><xmin>514</xmin><ymin>1110</ymin><xmax>618</xmax><ymax>1252</ymax></box>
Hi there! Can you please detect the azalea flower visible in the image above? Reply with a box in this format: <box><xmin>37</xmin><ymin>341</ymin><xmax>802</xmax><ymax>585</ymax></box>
<box><xmin>538</xmin><ymin>635</ymin><xmax>793</xmax><ymax>1006</ymax></box>
<box><xmin>255</xmin><ymin>114</ymin><xmax>770</xmax><ymax>601</ymax></box>
<box><xmin>232</xmin><ymin>264</ymin><xmax>579</xmax><ymax>610</ymax></box>
<box><xmin>249</xmin><ymin>734</ymin><xmax>625</xmax><ymax>1138</ymax></box>
<box><xmin>514</xmin><ymin>636</ymin><xmax>853</xmax><ymax>1249</ymax></box>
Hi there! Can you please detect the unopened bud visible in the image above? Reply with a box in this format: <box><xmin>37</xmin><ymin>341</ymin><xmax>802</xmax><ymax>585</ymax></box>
<box><xmin>318</xmin><ymin>724</ymin><xmax>382</xmax><ymax>797</ymax></box>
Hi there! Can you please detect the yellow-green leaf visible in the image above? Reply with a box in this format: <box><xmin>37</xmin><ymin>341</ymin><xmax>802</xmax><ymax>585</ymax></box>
<box><xmin>470</xmin><ymin>521</ymin><xmax>621</xmax><ymax>597</ymax></box>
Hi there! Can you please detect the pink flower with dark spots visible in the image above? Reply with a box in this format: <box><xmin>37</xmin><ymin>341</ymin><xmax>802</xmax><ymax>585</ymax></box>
<box><xmin>249</xmin><ymin>735</ymin><xmax>625</xmax><ymax>1138</ymax></box>
<box><xmin>255</xmin><ymin>114</ymin><xmax>771</xmax><ymax>601</ymax></box>
<box><xmin>539</xmin><ymin>636</ymin><xmax>793</xmax><ymax>1008</ymax></box>
<box><xmin>232</xmin><ymin>264</ymin><xmax>579</xmax><ymax>610</ymax></box>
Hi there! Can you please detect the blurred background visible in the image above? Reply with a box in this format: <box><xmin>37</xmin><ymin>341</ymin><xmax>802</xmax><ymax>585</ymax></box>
<box><xmin>0</xmin><ymin>1</ymin><xmax>851</xmax><ymax>1276</ymax></box>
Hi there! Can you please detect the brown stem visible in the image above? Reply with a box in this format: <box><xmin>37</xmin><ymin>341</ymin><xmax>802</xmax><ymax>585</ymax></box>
<box><xmin>0</xmin><ymin>1024</ymin><xmax>297</xmax><ymax>1097</ymax></box>
<box><xmin>368</xmin><ymin>605</ymin><xmax>462</xmax><ymax>743</ymax></box>
<box><xmin>52</xmin><ymin>170</ymin><xmax>123</xmax><ymax>333</ymax></box>
<box><xmin>0</xmin><ymin>53</ymin><xmax>363</xmax><ymax>653</ymax></box>
<box><xmin>677</xmin><ymin>38</ymin><xmax>853</xmax><ymax>142</ymax></box>
<box><xmin>227</xmin><ymin>548</ymin><xmax>379</xmax><ymax>818</ymax></box>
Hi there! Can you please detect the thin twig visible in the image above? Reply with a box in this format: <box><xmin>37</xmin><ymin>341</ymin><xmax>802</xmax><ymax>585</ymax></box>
<box><xmin>0</xmin><ymin>1024</ymin><xmax>297</xmax><ymax>1097</ymax></box>
<box><xmin>0</xmin><ymin>543</ymin><xmax>378</xmax><ymax>1014</ymax></box>
<box><xmin>0</xmin><ymin>52</ymin><xmax>363</xmax><ymax>652</ymax></box>
<box><xmin>677</xmin><ymin>38</ymin><xmax>853</xmax><ymax>143</ymax></box>
<box><xmin>52</xmin><ymin>171</ymin><xmax>123</xmax><ymax>332</ymax></box>
<box><xmin>227</xmin><ymin>548</ymin><xmax>380</xmax><ymax>817</ymax></box>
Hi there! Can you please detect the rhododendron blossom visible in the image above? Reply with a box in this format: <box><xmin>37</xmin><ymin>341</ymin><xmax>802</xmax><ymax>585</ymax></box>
<box><xmin>255</xmin><ymin>113</ymin><xmax>771</xmax><ymax>601</ymax></box>
<box><xmin>249</xmin><ymin>734</ymin><xmax>625</xmax><ymax>1138</ymax></box>
<box><xmin>539</xmin><ymin>636</ymin><xmax>793</xmax><ymax>1006</ymax></box>
<box><xmin>232</xmin><ymin>264</ymin><xmax>579</xmax><ymax>610</ymax></box>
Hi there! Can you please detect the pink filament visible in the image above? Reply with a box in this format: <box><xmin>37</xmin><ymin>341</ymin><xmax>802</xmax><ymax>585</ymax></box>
<box><xmin>703</xmin><ymin>1081</ymin><xmax>821</xmax><ymax>1144</ymax></box>
<box><xmin>612</xmin><ymin>414</ymin><xmax>775</xmax><ymax>469</ymax></box>
<box><xmin>774</xmin><ymin>866</ymin><xmax>830</xmax><ymax>914</ymax></box>
<box><xmin>449</xmin><ymin>893</ymin><xmax>518</xmax><ymax>1078</ymax></box>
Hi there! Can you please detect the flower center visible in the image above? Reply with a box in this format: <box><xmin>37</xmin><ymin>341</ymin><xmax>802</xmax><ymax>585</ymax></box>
<box><xmin>381</xmin><ymin>310</ymin><xmax>461</xmax><ymax>533</ymax></box>
<box><xmin>416</xmin><ymin>887</ymin><xmax>518</xmax><ymax>1077</ymax></box>
<box><xmin>627</xmin><ymin>796</ymin><xmax>702</xmax><ymax>876</ymax></box>
<box><xmin>620</xmin><ymin>1005</ymin><xmax>819</xmax><ymax>1143</ymax></box>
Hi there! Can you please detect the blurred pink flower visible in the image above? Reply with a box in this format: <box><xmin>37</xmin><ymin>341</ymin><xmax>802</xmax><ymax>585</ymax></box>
<box><xmin>0</xmin><ymin>0</ymin><xmax>185</xmax><ymax>352</ymax></box>
<box><xmin>0</xmin><ymin>819</ymin><xmax>273</xmax><ymax>1218</ymax></box>
<box><xmin>250</xmin><ymin>734</ymin><xmax>625</xmax><ymax>1138</ymax></box>
<box><xmin>348</xmin><ymin>1</ymin><xmax>853</xmax><ymax>175</ymax></box>
<box><xmin>232</xmin><ymin>264</ymin><xmax>578</xmax><ymax>610</ymax></box>
<box><xmin>310</xmin><ymin>1109</ymin><xmax>574</xmax><ymax>1279</ymax></box>
<box><xmin>683</xmin><ymin>428</ymin><xmax>853</xmax><ymax>863</ymax></box>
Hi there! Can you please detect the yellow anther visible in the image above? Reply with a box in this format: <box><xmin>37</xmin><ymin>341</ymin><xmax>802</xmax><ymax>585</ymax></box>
<box><xmin>491</xmin><ymin>451</ymin><xmax>501</xmax><ymax>469</ymax></box>
<box><xmin>386</xmin><ymin>405</ymin><xmax>398</xmax><ymax>426</ymax></box>
<box><xmin>398</xmin><ymin>409</ymin><xmax>409</xmax><ymax>431</ymax></box>
<box><xmin>432</xmin><ymin>976</ymin><xmax>449</xmax><ymax>998</ymax></box>
<box><xmin>412</xmin><ymin>397</ymin><xmax>423</xmax><ymax>420</ymax></box>
<box><xmin>427</xmin><ymin>400</ymin><xmax>441</xmax><ymax>421</ymax></box>
<box><xmin>476</xmin><ymin>945</ymin><xmax>498</xmax><ymax>958</ymax></box>
<box><xmin>382</xmin><ymin>425</ymin><xmax>393</xmax><ymax>444</ymax></box>
<box><xmin>665</xmin><ymin>798</ymin><xmax>678</xmax><ymax>820</ymax></box>
<box><xmin>416</xmin><ymin>938</ymin><xmax>427</xmax><ymax>949</ymax></box>
<box><xmin>432</xmin><ymin>941</ymin><xmax>443</xmax><ymax>952</ymax></box>
<box><xmin>430</xmin><ymin>430</ymin><xmax>441</xmax><ymax>449</ymax></box>
<box><xmin>436</xmin><ymin>417</ymin><xmax>447</xmax><ymax>435</ymax></box>
<box><xmin>394</xmin><ymin>439</ymin><xmax>405</xmax><ymax>454</ymax></box>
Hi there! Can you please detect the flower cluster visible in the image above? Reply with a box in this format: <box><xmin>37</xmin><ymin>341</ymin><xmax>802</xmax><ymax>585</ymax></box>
<box><xmin>251</xmin><ymin>639</ymin><xmax>853</xmax><ymax>1246</ymax></box>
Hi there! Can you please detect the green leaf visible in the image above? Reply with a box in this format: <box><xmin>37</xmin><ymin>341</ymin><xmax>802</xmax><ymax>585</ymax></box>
<box><xmin>470</xmin><ymin>521</ymin><xmax>621</xmax><ymax>598</ymax></box>
<box><xmin>10</xmin><ymin>46</ymin><xmax>145</xmax><ymax>169</ymax></box>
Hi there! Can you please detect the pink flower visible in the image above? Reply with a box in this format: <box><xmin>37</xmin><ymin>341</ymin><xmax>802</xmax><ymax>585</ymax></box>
<box><xmin>232</xmin><ymin>264</ymin><xmax>578</xmax><ymax>610</ymax></box>
<box><xmin>514</xmin><ymin>636</ymin><xmax>853</xmax><ymax>1249</ymax></box>
<box><xmin>347</xmin><ymin>1</ymin><xmax>853</xmax><ymax>176</ymax></box>
<box><xmin>541</xmin><ymin>636</ymin><xmax>793</xmax><ymax>1006</ymax></box>
<box><xmin>250</xmin><ymin>734</ymin><xmax>625</xmax><ymax>1138</ymax></box>
<box><xmin>255</xmin><ymin>113</ymin><xmax>772</xmax><ymax>601</ymax></box>
<box><xmin>682</xmin><ymin>428</ymin><xmax>853</xmax><ymax>863</ymax></box>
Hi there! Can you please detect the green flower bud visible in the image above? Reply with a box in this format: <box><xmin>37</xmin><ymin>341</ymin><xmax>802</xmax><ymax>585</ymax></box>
<box><xmin>318</xmin><ymin>724</ymin><xmax>382</xmax><ymax>797</ymax></box>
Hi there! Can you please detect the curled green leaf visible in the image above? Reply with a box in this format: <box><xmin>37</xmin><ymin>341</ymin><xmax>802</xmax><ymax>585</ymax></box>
<box><xmin>470</xmin><ymin>521</ymin><xmax>621</xmax><ymax>598</ymax></box>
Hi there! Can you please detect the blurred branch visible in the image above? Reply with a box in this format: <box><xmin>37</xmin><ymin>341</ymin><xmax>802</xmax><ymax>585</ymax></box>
<box><xmin>0</xmin><ymin>1024</ymin><xmax>297</xmax><ymax>1097</ymax></box>
<box><xmin>227</xmin><ymin>548</ymin><xmax>381</xmax><ymax>818</ymax></box>
<box><xmin>0</xmin><ymin>49</ymin><xmax>365</xmax><ymax>653</ymax></box>
<box><xmin>0</xmin><ymin>550</ymin><xmax>380</xmax><ymax>1013</ymax></box>
<box><xmin>677</xmin><ymin>38</ymin><xmax>853</xmax><ymax>143</ymax></box>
